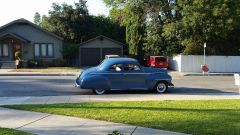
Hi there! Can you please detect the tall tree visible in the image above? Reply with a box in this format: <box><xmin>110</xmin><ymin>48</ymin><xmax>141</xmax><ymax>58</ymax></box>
<box><xmin>105</xmin><ymin>0</ymin><xmax>240</xmax><ymax>56</ymax></box>
<box><xmin>41</xmin><ymin>0</ymin><xmax>90</xmax><ymax>43</ymax></box>
<box><xmin>105</xmin><ymin>0</ymin><xmax>146</xmax><ymax>60</ymax></box>
<box><xmin>39</xmin><ymin>0</ymin><xmax>125</xmax><ymax>43</ymax></box>
<box><xmin>35</xmin><ymin>0</ymin><xmax>126</xmax><ymax>63</ymax></box>
<box><xmin>34</xmin><ymin>12</ymin><xmax>41</xmax><ymax>26</ymax></box>
<box><xmin>176</xmin><ymin>0</ymin><xmax>240</xmax><ymax>54</ymax></box>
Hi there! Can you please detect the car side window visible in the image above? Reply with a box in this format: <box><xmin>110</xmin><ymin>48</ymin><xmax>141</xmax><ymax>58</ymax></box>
<box><xmin>109</xmin><ymin>64</ymin><xmax>123</xmax><ymax>72</ymax></box>
<box><xmin>124</xmin><ymin>64</ymin><xmax>141</xmax><ymax>71</ymax></box>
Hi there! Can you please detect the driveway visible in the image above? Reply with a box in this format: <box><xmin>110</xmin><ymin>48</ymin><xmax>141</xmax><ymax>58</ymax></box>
<box><xmin>0</xmin><ymin>75</ymin><xmax>238</xmax><ymax>97</ymax></box>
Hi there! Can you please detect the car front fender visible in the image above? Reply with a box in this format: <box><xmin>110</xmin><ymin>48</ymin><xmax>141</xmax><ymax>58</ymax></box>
<box><xmin>145</xmin><ymin>73</ymin><xmax>172</xmax><ymax>89</ymax></box>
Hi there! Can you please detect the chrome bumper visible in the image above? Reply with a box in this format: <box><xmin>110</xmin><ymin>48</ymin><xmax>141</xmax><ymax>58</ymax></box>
<box><xmin>168</xmin><ymin>83</ymin><xmax>174</xmax><ymax>88</ymax></box>
<box><xmin>74</xmin><ymin>79</ymin><xmax>81</xmax><ymax>88</ymax></box>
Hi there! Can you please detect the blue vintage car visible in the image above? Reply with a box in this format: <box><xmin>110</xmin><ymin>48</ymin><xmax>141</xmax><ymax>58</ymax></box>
<box><xmin>75</xmin><ymin>58</ymin><xmax>174</xmax><ymax>95</ymax></box>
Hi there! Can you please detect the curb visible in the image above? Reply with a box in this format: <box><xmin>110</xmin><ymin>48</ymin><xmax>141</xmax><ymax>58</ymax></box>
<box><xmin>184</xmin><ymin>73</ymin><xmax>235</xmax><ymax>76</ymax></box>
<box><xmin>0</xmin><ymin>73</ymin><xmax>77</xmax><ymax>76</ymax></box>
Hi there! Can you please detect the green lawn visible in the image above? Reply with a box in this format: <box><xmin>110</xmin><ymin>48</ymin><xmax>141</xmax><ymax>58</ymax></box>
<box><xmin>0</xmin><ymin>127</ymin><xmax>33</xmax><ymax>135</ymax></box>
<box><xmin>3</xmin><ymin>100</ymin><xmax>240</xmax><ymax>135</ymax></box>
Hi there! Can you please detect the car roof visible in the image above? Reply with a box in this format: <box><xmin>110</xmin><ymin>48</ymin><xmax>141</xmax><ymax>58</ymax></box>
<box><xmin>107</xmin><ymin>57</ymin><xmax>137</xmax><ymax>62</ymax></box>
<box><xmin>99</xmin><ymin>58</ymin><xmax>140</xmax><ymax>70</ymax></box>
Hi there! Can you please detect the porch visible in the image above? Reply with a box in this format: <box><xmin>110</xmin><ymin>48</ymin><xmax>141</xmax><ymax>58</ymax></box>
<box><xmin>0</xmin><ymin>33</ymin><xmax>30</xmax><ymax>61</ymax></box>
<box><xmin>0</xmin><ymin>61</ymin><xmax>16</xmax><ymax>69</ymax></box>
<box><xmin>0</xmin><ymin>33</ymin><xmax>30</xmax><ymax>69</ymax></box>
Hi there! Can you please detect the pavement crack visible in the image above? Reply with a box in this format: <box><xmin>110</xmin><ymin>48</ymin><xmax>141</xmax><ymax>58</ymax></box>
<box><xmin>15</xmin><ymin>114</ymin><xmax>51</xmax><ymax>130</ymax></box>
<box><xmin>130</xmin><ymin>126</ymin><xmax>138</xmax><ymax>135</ymax></box>
<box><xmin>67</xmin><ymin>96</ymin><xmax>71</xmax><ymax>103</ymax></box>
<box><xmin>44</xmin><ymin>96</ymin><xmax>51</xmax><ymax>104</ymax></box>
<box><xmin>67</xmin><ymin>120</ymin><xmax>89</xmax><ymax>135</ymax></box>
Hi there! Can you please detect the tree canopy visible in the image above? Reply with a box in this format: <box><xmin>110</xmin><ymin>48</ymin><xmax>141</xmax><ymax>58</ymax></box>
<box><xmin>34</xmin><ymin>12</ymin><xmax>41</xmax><ymax>26</ymax></box>
<box><xmin>34</xmin><ymin>0</ymin><xmax>125</xmax><ymax>44</ymax></box>
<box><xmin>104</xmin><ymin>0</ymin><xmax>240</xmax><ymax>56</ymax></box>
<box><xmin>34</xmin><ymin>0</ymin><xmax>240</xmax><ymax>59</ymax></box>
<box><xmin>34</xmin><ymin>0</ymin><xmax>125</xmax><ymax>64</ymax></box>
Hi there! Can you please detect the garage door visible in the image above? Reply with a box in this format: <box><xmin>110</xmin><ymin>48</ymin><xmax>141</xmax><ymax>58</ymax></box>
<box><xmin>102</xmin><ymin>48</ymin><xmax>122</xmax><ymax>60</ymax></box>
<box><xmin>80</xmin><ymin>48</ymin><xmax>101</xmax><ymax>66</ymax></box>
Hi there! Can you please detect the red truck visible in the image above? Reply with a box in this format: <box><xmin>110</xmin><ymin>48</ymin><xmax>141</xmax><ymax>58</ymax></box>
<box><xmin>144</xmin><ymin>56</ymin><xmax>168</xmax><ymax>68</ymax></box>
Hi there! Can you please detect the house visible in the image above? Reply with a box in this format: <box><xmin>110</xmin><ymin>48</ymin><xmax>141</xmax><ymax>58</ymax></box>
<box><xmin>0</xmin><ymin>18</ymin><xmax>63</xmax><ymax>68</ymax></box>
<box><xmin>79</xmin><ymin>35</ymin><xmax>125</xmax><ymax>66</ymax></box>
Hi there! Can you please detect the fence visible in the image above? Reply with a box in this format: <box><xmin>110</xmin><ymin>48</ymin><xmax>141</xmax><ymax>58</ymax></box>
<box><xmin>169</xmin><ymin>55</ymin><xmax>240</xmax><ymax>73</ymax></box>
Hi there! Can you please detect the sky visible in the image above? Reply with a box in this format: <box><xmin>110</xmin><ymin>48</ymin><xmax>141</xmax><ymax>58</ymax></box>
<box><xmin>0</xmin><ymin>0</ymin><xmax>109</xmax><ymax>26</ymax></box>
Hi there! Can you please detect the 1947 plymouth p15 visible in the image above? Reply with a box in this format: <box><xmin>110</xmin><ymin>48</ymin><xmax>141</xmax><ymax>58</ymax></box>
<box><xmin>75</xmin><ymin>58</ymin><xmax>174</xmax><ymax>95</ymax></box>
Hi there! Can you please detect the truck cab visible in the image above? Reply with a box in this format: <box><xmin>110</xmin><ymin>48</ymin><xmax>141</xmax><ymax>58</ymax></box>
<box><xmin>144</xmin><ymin>56</ymin><xmax>168</xmax><ymax>68</ymax></box>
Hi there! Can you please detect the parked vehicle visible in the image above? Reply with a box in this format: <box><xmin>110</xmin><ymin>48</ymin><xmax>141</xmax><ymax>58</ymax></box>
<box><xmin>144</xmin><ymin>56</ymin><xmax>168</xmax><ymax>68</ymax></box>
<box><xmin>75</xmin><ymin>58</ymin><xmax>174</xmax><ymax>95</ymax></box>
<box><xmin>105</xmin><ymin>54</ymin><xmax>120</xmax><ymax>59</ymax></box>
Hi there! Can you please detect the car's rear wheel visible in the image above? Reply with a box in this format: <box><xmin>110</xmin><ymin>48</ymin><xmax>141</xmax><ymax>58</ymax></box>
<box><xmin>155</xmin><ymin>81</ymin><xmax>168</xmax><ymax>93</ymax></box>
<box><xmin>93</xmin><ymin>89</ymin><xmax>106</xmax><ymax>95</ymax></box>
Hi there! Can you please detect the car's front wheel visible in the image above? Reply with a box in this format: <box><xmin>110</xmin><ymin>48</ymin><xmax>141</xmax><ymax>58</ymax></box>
<box><xmin>155</xmin><ymin>81</ymin><xmax>168</xmax><ymax>93</ymax></box>
<box><xmin>92</xmin><ymin>89</ymin><xmax>106</xmax><ymax>95</ymax></box>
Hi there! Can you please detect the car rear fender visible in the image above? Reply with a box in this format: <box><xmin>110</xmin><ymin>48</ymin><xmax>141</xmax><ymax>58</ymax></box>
<box><xmin>81</xmin><ymin>75</ymin><xmax>110</xmax><ymax>90</ymax></box>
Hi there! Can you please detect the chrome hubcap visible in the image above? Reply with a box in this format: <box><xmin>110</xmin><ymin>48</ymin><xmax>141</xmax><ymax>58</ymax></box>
<box><xmin>95</xmin><ymin>89</ymin><xmax>105</xmax><ymax>95</ymax></box>
<box><xmin>157</xmin><ymin>83</ymin><xmax>166</xmax><ymax>93</ymax></box>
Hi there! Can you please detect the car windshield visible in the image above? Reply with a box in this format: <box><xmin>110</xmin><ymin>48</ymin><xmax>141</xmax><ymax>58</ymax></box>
<box><xmin>156</xmin><ymin>57</ymin><xmax>167</xmax><ymax>62</ymax></box>
<box><xmin>98</xmin><ymin>59</ymin><xmax>107</xmax><ymax>70</ymax></box>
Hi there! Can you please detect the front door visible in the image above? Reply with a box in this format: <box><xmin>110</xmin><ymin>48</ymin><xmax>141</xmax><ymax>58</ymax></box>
<box><xmin>105</xmin><ymin>64</ymin><xmax>125</xmax><ymax>89</ymax></box>
<box><xmin>121</xmin><ymin>64</ymin><xmax>147</xmax><ymax>89</ymax></box>
<box><xmin>13</xmin><ymin>43</ymin><xmax>21</xmax><ymax>60</ymax></box>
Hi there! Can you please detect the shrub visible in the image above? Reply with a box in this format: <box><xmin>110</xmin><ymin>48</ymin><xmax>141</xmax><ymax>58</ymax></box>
<box><xmin>14</xmin><ymin>51</ymin><xmax>22</xmax><ymax>59</ymax></box>
<box><xmin>27</xmin><ymin>59</ymin><xmax>48</xmax><ymax>68</ymax></box>
<box><xmin>108</xmin><ymin>130</ymin><xmax>123</xmax><ymax>135</ymax></box>
<box><xmin>27</xmin><ymin>59</ymin><xmax>35</xmax><ymax>68</ymax></box>
<box><xmin>36</xmin><ymin>59</ymin><xmax>46</xmax><ymax>67</ymax></box>
<box><xmin>17</xmin><ymin>60</ymin><xmax>24</xmax><ymax>68</ymax></box>
<box><xmin>49</xmin><ymin>59</ymin><xmax>67</xmax><ymax>67</ymax></box>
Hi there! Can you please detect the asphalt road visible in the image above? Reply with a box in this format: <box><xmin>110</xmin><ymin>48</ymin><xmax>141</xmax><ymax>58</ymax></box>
<box><xmin>0</xmin><ymin>75</ymin><xmax>238</xmax><ymax>97</ymax></box>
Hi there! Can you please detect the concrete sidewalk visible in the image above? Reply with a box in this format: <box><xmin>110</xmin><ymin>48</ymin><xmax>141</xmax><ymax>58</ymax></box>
<box><xmin>0</xmin><ymin>72</ymin><xmax>77</xmax><ymax>76</ymax></box>
<box><xmin>0</xmin><ymin>107</ymin><xmax>187</xmax><ymax>135</ymax></box>
<box><xmin>0</xmin><ymin>94</ymin><xmax>239</xmax><ymax>105</ymax></box>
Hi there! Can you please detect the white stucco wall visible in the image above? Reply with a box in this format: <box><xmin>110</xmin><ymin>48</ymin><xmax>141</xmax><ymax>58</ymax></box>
<box><xmin>169</xmin><ymin>55</ymin><xmax>240</xmax><ymax>73</ymax></box>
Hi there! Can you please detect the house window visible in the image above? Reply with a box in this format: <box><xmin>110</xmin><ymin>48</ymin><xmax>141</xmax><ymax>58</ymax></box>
<box><xmin>0</xmin><ymin>44</ymin><xmax>9</xmax><ymax>57</ymax></box>
<box><xmin>34</xmin><ymin>44</ymin><xmax>40</xmax><ymax>57</ymax></box>
<box><xmin>41</xmin><ymin>44</ymin><xmax>47</xmax><ymax>56</ymax></box>
<box><xmin>3</xmin><ymin>44</ymin><xmax>9</xmax><ymax>56</ymax></box>
<box><xmin>34</xmin><ymin>43</ymin><xmax>54</xmax><ymax>57</ymax></box>
<box><xmin>48</xmin><ymin>44</ymin><xmax>53</xmax><ymax>57</ymax></box>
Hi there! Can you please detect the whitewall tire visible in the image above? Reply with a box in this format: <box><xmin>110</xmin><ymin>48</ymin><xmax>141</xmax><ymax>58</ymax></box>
<box><xmin>155</xmin><ymin>82</ymin><xmax>168</xmax><ymax>93</ymax></box>
<box><xmin>93</xmin><ymin>89</ymin><xmax>106</xmax><ymax>95</ymax></box>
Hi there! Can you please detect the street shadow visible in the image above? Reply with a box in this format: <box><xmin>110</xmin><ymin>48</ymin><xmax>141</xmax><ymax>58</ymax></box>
<box><xmin>105</xmin><ymin>87</ymin><xmax>238</xmax><ymax>95</ymax></box>
<box><xmin>0</xmin><ymin>76</ymin><xmax>238</xmax><ymax>96</ymax></box>
<box><xmin>167</xmin><ymin>87</ymin><xmax>238</xmax><ymax>95</ymax></box>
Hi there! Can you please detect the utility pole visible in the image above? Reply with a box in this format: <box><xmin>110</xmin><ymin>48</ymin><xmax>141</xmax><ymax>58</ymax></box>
<box><xmin>204</xmin><ymin>42</ymin><xmax>206</xmax><ymax>65</ymax></box>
